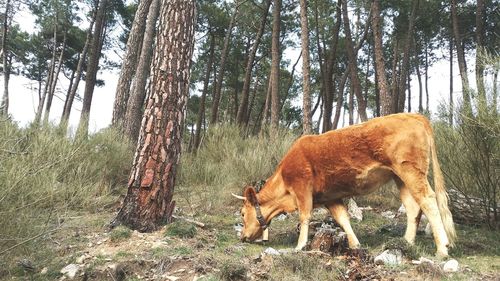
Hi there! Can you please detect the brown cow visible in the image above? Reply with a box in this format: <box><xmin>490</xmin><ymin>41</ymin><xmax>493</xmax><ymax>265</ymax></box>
<box><xmin>233</xmin><ymin>113</ymin><xmax>456</xmax><ymax>257</ymax></box>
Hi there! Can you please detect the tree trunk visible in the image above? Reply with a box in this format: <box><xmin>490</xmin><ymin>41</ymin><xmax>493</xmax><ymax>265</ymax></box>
<box><xmin>332</xmin><ymin>70</ymin><xmax>349</xmax><ymax>129</ymax></box>
<box><xmin>76</xmin><ymin>0</ymin><xmax>108</xmax><ymax>138</ymax></box>
<box><xmin>390</xmin><ymin>38</ymin><xmax>400</xmax><ymax>113</ymax></box>
<box><xmin>449</xmin><ymin>27</ymin><xmax>454</xmax><ymax>125</ymax></box>
<box><xmin>0</xmin><ymin>0</ymin><xmax>11</xmax><ymax>116</ymax></box>
<box><xmin>415</xmin><ymin>52</ymin><xmax>423</xmax><ymax>113</ymax></box>
<box><xmin>124</xmin><ymin>0</ymin><xmax>161</xmax><ymax>142</ymax></box>
<box><xmin>211</xmin><ymin>0</ymin><xmax>241</xmax><ymax>124</ymax></box>
<box><xmin>60</xmin><ymin>16</ymin><xmax>95</xmax><ymax>128</ymax></box>
<box><xmin>371</xmin><ymin>0</ymin><xmax>391</xmax><ymax>116</ymax></box>
<box><xmin>475</xmin><ymin>0</ymin><xmax>486</xmax><ymax>111</ymax></box>
<box><xmin>112</xmin><ymin>0</ymin><xmax>153</xmax><ymax>130</ymax></box>
<box><xmin>341</xmin><ymin>0</ymin><xmax>367</xmax><ymax>122</ymax></box>
<box><xmin>44</xmin><ymin>32</ymin><xmax>67</xmax><ymax>124</ymax></box>
<box><xmin>397</xmin><ymin>0</ymin><xmax>418</xmax><ymax>112</ymax></box>
<box><xmin>194</xmin><ymin>33</ymin><xmax>215</xmax><ymax>151</ymax></box>
<box><xmin>270</xmin><ymin>0</ymin><xmax>281</xmax><ymax>133</ymax></box>
<box><xmin>451</xmin><ymin>0</ymin><xmax>471</xmax><ymax>111</ymax></box>
<box><xmin>407</xmin><ymin>70</ymin><xmax>411</xmax><ymax>112</ymax></box>
<box><xmin>260</xmin><ymin>75</ymin><xmax>272</xmax><ymax>132</ymax></box>
<box><xmin>424</xmin><ymin>42</ymin><xmax>429</xmax><ymax>113</ymax></box>
<box><xmin>112</xmin><ymin>0</ymin><xmax>196</xmax><ymax>232</ymax></box>
<box><xmin>236</xmin><ymin>0</ymin><xmax>271</xmax><ymax>125</ymax></box>
<box><xmin>299</xmin><ymin>0</ymin><xmax>312</xmax><ymax>134</ymax></box>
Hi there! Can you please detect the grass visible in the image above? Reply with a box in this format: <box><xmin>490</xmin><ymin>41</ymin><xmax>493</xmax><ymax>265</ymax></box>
<box><xmin>165</xmin><ymin>221</ymin><xmax>197</xmax><ymax>238</ymax></box>
<box><xmin>110</xmin><ymin>226</ymin><xmax>132</xmax><ymax>242</ymax></box>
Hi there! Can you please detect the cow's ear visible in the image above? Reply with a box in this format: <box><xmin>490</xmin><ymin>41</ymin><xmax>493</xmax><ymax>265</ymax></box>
<box><xmin>243</xmin><ymin>186</ymin><xmax>258</xmax><ymax>206</ymax></box>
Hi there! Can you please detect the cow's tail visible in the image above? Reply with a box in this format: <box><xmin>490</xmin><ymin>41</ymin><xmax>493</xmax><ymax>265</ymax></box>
<box><xmin>429</xmin><ymin>126</ymin><xmax>456</xmax><ymax>247</ymax></box>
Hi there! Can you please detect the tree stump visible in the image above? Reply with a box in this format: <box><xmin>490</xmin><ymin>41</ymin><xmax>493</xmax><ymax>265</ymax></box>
<box><xmin>309</xmin><ymin>227</ymin><xmax>348</xmax><ymax>255</ymax></box>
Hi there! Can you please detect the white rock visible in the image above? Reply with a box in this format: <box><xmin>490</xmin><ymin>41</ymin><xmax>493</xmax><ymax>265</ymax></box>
<box><xmin>381</xmin><ymin>211</ymin><xmax>395</xmax><ymax>219</ymax></box>
<box><xmin>348</xmin><ymin>199</ymin><xmax>363</xmax><ymax>222</ymax></box>
<box><xmin>374</xmin><ymin>250</ymin><xmax>403</xmax><ymax>266</ymax></box>
<box><xmin>76</xmin><ymin>253</ymin><xmax>91</xmax><ymax>264</ymax></box>
<box><xmin>443</xmin><ymin>259</ymin><xmax>459</xmax><ymax>272</ymax></box>
<box><xmin>276</xmin><ymin>214</ymin><xmax>288</xmax><ymax>221</ymax></box>
<box><xmin>61</xmin><ymin>264</ymin><xmax>80</xmax><ymax>279</ymax></box>
<box><xmin>40</xmin><ymin>267</ymin><xmax>48</xmax><ymax>274</ymax></box>
<box><xmin>397</xmin><ymin>204</ymin><xmax>406</xmax><ymax>216</ymax></box>
<box><xmin>263</xmin><ymin>247</ymin><xmax>281</xmax><ymax>256</ymax></box>
<box><xmin>162</xmin><ymin>275</ymin><xmax>179</xmax><ymax>281</ymax></box>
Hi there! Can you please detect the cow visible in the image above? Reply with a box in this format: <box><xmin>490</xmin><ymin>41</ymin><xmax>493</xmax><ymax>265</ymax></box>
<box><xmin>233</xmin><ymin>113</ymin><xmax>456</xmax><ymax>257</ymax></box>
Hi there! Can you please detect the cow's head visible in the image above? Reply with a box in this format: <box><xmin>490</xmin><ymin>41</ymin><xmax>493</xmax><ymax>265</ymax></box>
<box><xmin>232</xmin><ymin>186</ymin><xmax>267</xmax><ymax>242</ymax></box>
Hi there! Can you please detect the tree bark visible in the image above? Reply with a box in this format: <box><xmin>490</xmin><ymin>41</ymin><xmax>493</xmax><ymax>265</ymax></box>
<box><xmin>449</xmin><ymin>30</ymin><xmax>454</xmax><ymax>125</ymax></box>
<box><xmin>341</xmin><ymin>0</ymin><xmax>367</xmax><ymax>122</ymax></box>
<box><xmin>299</xmin><ymin>0</ymin><xmax>312</xmax><ymax>134</ymax></box>
<box><xmin>270</xmin><ymin>0</ymin><xmax>281</xmax><ymax>133</ymax></box>
<box><xmin>60</xmin><ymin>16</ymin><xmax>95</xmax><ymax>128</ymax></box>
<box><xmin>424</xmin><ymin>42</ymin><xmax>429</xmax><ymax>113</ymax></box>
<box><xmin>77</xmin><ymin>0</ymin><xmax>108</xmax><ymax>138</ymax></box>
<box><xmin>451</xmin><ymin>0</ymin><xmax>471</xmax><ymax>111</ymax></box>
<box><xmin>112</xmin><ymin>0</ymin><xmax>196</xmax><ymax>232</ymax></box>
<box><xmin>124</xmin><ymin>0</ymin><xmax>161</xmax><ymax>142</ymax></box>
<box><xmin>0</xmin><ymin>0</ymin><xmax>11</xmax><ymax>116</ymax></box>
<box><xmin>236</xmin><ymin>0</ymin><xmax>271</xmax><ymax>125</ymax></box>
<box><xmin>194</xmin><ymin>33</ymin><xmax>215</xmax><ymax>151</ymax></box>
<box><xmin>112</xmin><ymin>0</ymin><xmax>153</xmax><ymax>130</ymax></box>
<box><xmin>397</xmin><ymin>0</ymin><xmax>418</xmax><ymax>112</ymax></box>
<box><xmin>371</xmin><ymin>0</ymin><xmax>391</xmax><ymax>116</ymax></box>
<box><xmin>415</xmin><ymin>51</ymin><xmax>423</xmax><ymax>113</ymax></box>
<box><xmin>210</xmin><ymin>0</ymin><xmax>241</xmax><ymax>124</ymax></box>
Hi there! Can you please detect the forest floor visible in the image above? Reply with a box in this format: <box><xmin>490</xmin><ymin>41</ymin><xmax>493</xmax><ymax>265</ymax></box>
<box><xmin>4</xmin><ymin>198</ymin><xmax>499</xmax><ymax>281</ymax></box>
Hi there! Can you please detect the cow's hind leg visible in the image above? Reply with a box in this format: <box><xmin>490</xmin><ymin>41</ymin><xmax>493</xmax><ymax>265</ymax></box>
<box><xmin>397</xmin><ymin>181</ymin><xmax>422</xmax><ymax>244</ymax></box>
<box><xmin>326</xmin><ymin>200</ymin><xmax>360</xmax><ymax>249</ymax></box>
<box><xmin>396</xmin><ymin>167</ymin><xmax>449</xmax><ymax>257</ymax></box>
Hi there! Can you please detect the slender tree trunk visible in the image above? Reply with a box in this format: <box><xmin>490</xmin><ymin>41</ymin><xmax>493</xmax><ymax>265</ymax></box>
<box><xmin>424</xmin><ymin>42</ymin><xmax>429</xmax><ymax>112</ymax></box>
<box><xmin>77</xmin><ymin>0</ymin><xmax>108</xmax><ymax>138</ymax></box>
<box><xmin>211</xmin><ymin>0</ymin><xmax>241</xmax><ymax>124</ymax></box>
<box><xmin>0</xmin><ymin>0</ymin><xmax>11</xmax><ymax>116</ymax></box>
<box><xmin>371</xmin><ymin>0</ymin><xmax>391</xmax><ymax>116</ymax></box>
<box><xmin>341</xmin><ymin>0</ymin><xmax>367</xmax><ymax>121</ymax></box>
<box><xmin>113</xmin><ymin>0</ymin><xmax>153</xmax><ymax>130</ymax></box>
<box><xmin>270</xmin><ymin>0</ymin><xmax>281</xmax><ymax>133</ymax></box>
<box><xmin>236</xmin><ymin>0</ymin><xmax>271</xmax><ymax>125</ymax></box>
<box><xmin>44</xmin><ymin>32</ymin><xmax>67</xmax><ymax>124</ymax></box>
<box><xmin>112</xmin><ymin>0</ymin><xmax>196</xmax><ymax>232</ymax></box>
<box><xmin>348</xmin><ymin>82</ymin><xmax>354</xmax><ymax>125</ymax></box>
<box><xmin>60</xmin><ymin>16</ymin><xmax>95</xmax><ymax>128</ymax></box>
<box><xmin>449</xmin><ymin>26</ymin><xmax>454</xmax><ymax>125</ymax></box>
<box><xmin>391</xmin><ymin>38</ymin><xmax>400</xmax><ymax>113</ymax></box>
<box><xmin>62</xmin><ymin>64</ymin><xmax>76</xmax><ymax>121</ymax></box>
<box><xmin>415</xmin><ymin>52</ymin><xmax>423</xmax><ymax>113</ymax></box>
<box><xmin>245</xmin><ymin>78</ymin><xmax>259</xmax><ymax>127</ymax></box>
<box><xmin>451</xmin><ymin>0</ymin><xmax>471</xmax><ymax>111</ymax></box>
<box><xmin>299</xmin><ymin>0</ymin><xmax>312</xmax><ymax>134</ymax></box>
<box><xmin>407</xmin><ymin>71</ymin><xmax>411</xmax><ymax>112</ymax></box>
<box><xmin>475</xmin><ymin>0</ymin><xmax>486</xmax><ymax>111</ymax></box>
<box><xmin>397</xmin><ymin>0</ymin><xmax>418</xmax><ymax>112</ymax></box>
<box><xmin>260</xmin><ymin>75</ymin><xmax>272</xmax><ymax>132</ymax></box>
<box><xmin>194</xmin><ymin>33</ymin><xmax>215</xmax><ymax>151</ymax></box>
<box><xmin>124</xmin><ymin>0</ymin><xmax>161</xmax><ymax>142</ymax></box>
<box><xmin>279</xmin><ymin>51</ymin><xmax>301</xmax><ymax>113</ymax></box>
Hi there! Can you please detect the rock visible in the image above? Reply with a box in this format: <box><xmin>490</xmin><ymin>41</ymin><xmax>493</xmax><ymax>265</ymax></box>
<box><xmin>309</xmin><ymin>227</ymin><xmax>348</xmax><ymax>255</ymax></box>
<box><xmin>263</xmin><ymin>247</ymin><xmax>281</xmax><ymax>256</ymax></box>
<box><xmin>374</xmin><ymin>249</ymin><xmax>403</xmax><ymax>266</ymax></box>
<box><xmin>397</xmin><ymin>205</ymin><xmax>406</xmax><ymax>216</ymax></box>
<box><xmin>76</xmin><ymin>253</ymin><xmax>91</xmax><ymax>264</ymax></box>
<box><xmin>347</xmin><ymin>199</ymin><xmax>363</xmax><ymax>222</ymax></box>
<box><xmin>61</xmin><ymin>264</ymin><xmax>80</xmax><ymax>279</ymax></box>
<box><xmin>381</xmin><ymin>211</ymin><xmax>395</xmax><ymax>219</ymax></box>
<box><xmin>40</xmin><ymin>267</ymin><xmax>48</xmax><ymax>274</ymax></box>
<box><xmin>442</xmin><ymin>259</ymin><xmax>459</xmax><ymax>272</ymax></box>
<box><xmin>276</xmin><ymin>213</ymin><xmax>288</xmax><ymax>221</ymax></box>
<box><xmin>162</xmin><ymin>275</ymin><xmax>180</xmax><ymax>281</ymax></box>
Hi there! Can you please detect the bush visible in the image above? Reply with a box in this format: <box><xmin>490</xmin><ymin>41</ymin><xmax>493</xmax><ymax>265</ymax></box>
<box><xmin>435</xmin><ymin>95</ymin><xmax>499</xmax><ymax>229</ymax></box>
<box><xmin>0</xmin><ymin>122</ymin><xmax>133</xmax><ymax>261</ymax></box>
<box><xmin>177</xmin><ymin>124</ymin><xmax>297</xmax><ymax>214</ymax></box>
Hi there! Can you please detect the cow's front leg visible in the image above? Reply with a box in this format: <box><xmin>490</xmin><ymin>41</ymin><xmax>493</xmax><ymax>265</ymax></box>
<box><xmin>327</xmin><ymin>200</ymin><xmax>360</xmax><ymax>249</ymax></box>
<box><xmin>295</xmin><ymin>194</ymin><xmax>313</xmax><ymax>250</ymax></box>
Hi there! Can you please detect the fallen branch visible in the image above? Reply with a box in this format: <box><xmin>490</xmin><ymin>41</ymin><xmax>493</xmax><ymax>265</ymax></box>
<box><xmin>0</xmin><ymin>228</ymin><xmax>59</xmax><ymax>255</ymax></box>
<box><xmin>172</xmin><ymin>215</ymin><xmax>205</xmax><ymax>228</ymax></box>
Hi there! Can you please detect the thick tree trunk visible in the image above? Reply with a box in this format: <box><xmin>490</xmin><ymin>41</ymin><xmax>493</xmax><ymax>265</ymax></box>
<box><xmin>112</xmin><ymin>0</ymin><xmax>153</xmax><ymax>130</ymax></box>
<box><xmin>236</xmin><ymin>0</ymin><xmax>271</xmax><ymax>125</ymax></box>
<box><xmin>44</xmin><ymin>33</ymin><xmax>67</xmax><ymax>124</ymax></box>
<box><xmin>341</xmin><ymin>0</ymin><xmax>367</xmax><ymax>122</ymax></box>
<box><xmin>451</xmin><ymin>0</ymin><xmax>471</xmax><ymax>111</ymax></box>
<box><xmin>270</xmin><ymin>0</ymin><xmax>281</xmax><ymax>133</ymax></box>
<box><xmin>397</xmin><ymin>0</ymin><xmax>418</xmax><ymax>112</ymax></box>
<box><xmin>77</xmin><ymin>0</ymin><xmax>108</xmax><ymax>138</ymax></box>
<box><xmin>371</xmin><ymin>0</ymin><xmax>391</xmax><ymax>116</ymax></box>
<box><xmin>124</xmin><ymin>0</ymin><xmax>161</xmax><ymax>142</ymax></box>
<box><xmin>112</xmin><ymin>0</ymin><xmax>196</xmax><ymax>231</ymax></box>
<box><xmin>211</xmin><ymin>0</ymin><xmax>241</xmax><ymax>124</ymax></box>
<box><xmin>194</xmin><ymin>33</ymin><xmax>215</xmax><ymax>151</ymax></box>
<box><xmin>0</xmin><ymin>0</ymin><xmax>11</xmax><ymax>116</ymax></box>
<box><xmin>60</xmin><ymin>17</ymin><xmax>95</xmax><ymax>128</ymax></box>
<box><xmin>299</xmin><ymin>0</ymin><xmax>312</xmax><ymax>134</ymax></box>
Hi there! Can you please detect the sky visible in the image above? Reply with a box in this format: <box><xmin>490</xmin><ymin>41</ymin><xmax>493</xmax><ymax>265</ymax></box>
<box><xmin>1</xmin><ymin>4</ymin><xmax>487</xmax><ymax>134</ymax></box>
